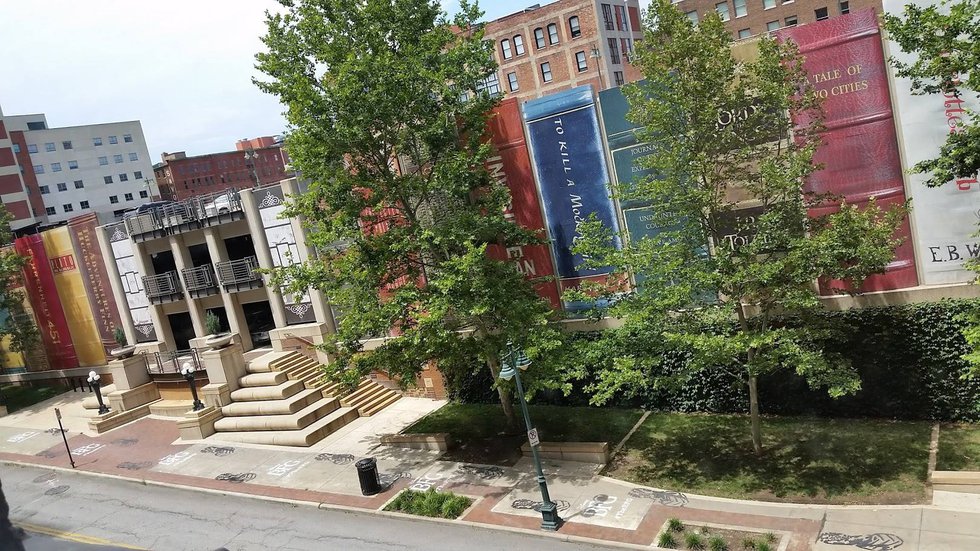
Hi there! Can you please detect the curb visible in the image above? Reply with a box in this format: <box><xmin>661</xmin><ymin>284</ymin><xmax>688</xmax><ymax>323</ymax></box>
<box><xmin>2</xmin><ymin>459</ymin><xmax>652</xmax><ymax>550</ymax></box>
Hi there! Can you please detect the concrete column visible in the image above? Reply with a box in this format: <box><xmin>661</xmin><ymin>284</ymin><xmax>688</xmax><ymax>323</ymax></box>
<box><xmin>240</xmin><ymin>189</ymin><xmax>288</xmax><ymax>328</ymax></box>
<box><xmin>282</xmin><ymin>178</ymin><xmax>337</xmax><ymax>334</ymax></box>
<box><xmin>130</xmin><ymin>243</ymin><xmax>176</xmax><ymax>351</ymax></box>
<box><xmin>169</xmin><ymin>235</ymin><xmax>206</xmax><ymax>338</ymax></box>
<box><xmin>107</xmin><ymin>355</ymin><xmax>150</xmax><ymax>391</ymax></box>
<box><xmin>96</xmin><ymin>226</ymin><xmax>137</xmax><ymax>346</ymax></box>
<box><xmin>204</xmin><ymin>228</ymin><xmax>253</xmax><ymax>351</ymax></box>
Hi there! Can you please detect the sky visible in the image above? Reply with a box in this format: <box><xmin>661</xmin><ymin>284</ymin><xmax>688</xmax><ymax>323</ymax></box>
<box><xmin>0</xmin><ymin>1</ymin><xmax>649</xmax><ymax>162</ymax></box>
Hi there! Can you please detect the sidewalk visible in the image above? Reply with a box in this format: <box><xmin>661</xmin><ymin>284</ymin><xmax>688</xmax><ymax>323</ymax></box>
<box><xmin>2</xmin><ymin>407</ymin><xmax>980</xmax><ymax>550</ymax></box>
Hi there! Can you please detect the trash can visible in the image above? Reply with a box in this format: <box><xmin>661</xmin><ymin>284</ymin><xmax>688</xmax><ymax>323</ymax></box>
<box><xmin>355</xmin><ymin>457</ymin><xmax>381</xmax><ymax>496</ymax></box>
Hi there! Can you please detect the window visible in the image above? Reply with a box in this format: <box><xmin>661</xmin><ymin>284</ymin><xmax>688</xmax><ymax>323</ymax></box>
<box><xmin>738</xmin><ymin>28</ymin><xmax>752</xmax><ymax>38</ymax></box>
<box><xmin>716</xmin><ymin>2</ymin><xmax>731</xmax><ymax>20</ymax></box>
<box><xmin>27</xmin><ymin>121</ymin><xmax>45</xmax><ymax>130</ymax></box>
<box><xmin>63</xmin><ymin>204</ymin><xmax>73</xmax><ymax>213</ymax></box>
<box><xmin>57</xmin><ymin>182</ymin><xmax>67</xmax><ymax>192</ymax></box>
<box><xmin>51</xmin><ymin>162</ymin><xmax>62</xmax><ymax>172</ymax></box>
<box><xmin>815</xmin><ymin>7</ymin><xmax>829</xmax><ymax>19</ymax></box>
<box><xmin>547</xmin><ymin>23</ymin><xmax>559</xmax><ymax>44</ymax></box>
<box><xmin>839</xmin><ymin>0</ymin><xmax>849</xmax><ymax>13</ymax></box>
<box><xmin>45</xmin><ymin>207</ymin><xmax>56</xmax><ymax>216</ymax></box>
<box><xmin>569</xmin><ymin>16</ymin><xmax>581</xmax><ymax>38</ymax></box>
<box><xmin>44</xmin><ymin>142</ymin><xmax>55</xmax><ymax>152</ymax></box>
<box><xmin>109</xmin><ymin>135</ymin><xmax>118</xmax><ymax>144</ymax></box>
<box><xmin>62</xmin><ymin>140</ymin><xmax>72</xmax><ymax>150</ymax></box>
<box><xmin>734</xmin><ymin>0</ymin><xmax>748</xmax><ymax>16</ymax></box>
<box><xmin>113</xmin><ymin>154</ymin><xmax>123</xmax><ymax>164</ymax></box>
<box><xmin>500</xmin><ymin>39</ymin><xmax>512</xmax><ymax>59</ymax></box>
<box><xmin>534</xmin><ymin>28</ymin><xmax>546</xmax><ymax>49</ymax></box>
<box><xmin>68</xmin><ymin>160</ymin><xmax>78</xmax><ymax>170</ymax></box>
<box><xmin>601</xmin><ymin>4</ymin><xmax>615</xmax><ymax>30</ymax></box>
<box><xmin>124</xmin><ymin>193</ymin><xmax>133</xmax><ymax>201</ymax></box>
<box><xmin>129</xmin><ymin>152</ymin><xmax>138</xmax><ymax>161</ymax></box>
<box><xmin>764</xmin><ymin>0</ymin><xmax>776</xmax><ymax>8</ymax></box>
<box><xmin>134</xmin><ymin>171</ymin><xmax>143</xmax><ymax>179</ymax></box>
<box><xmin>119</xmin><ymin>173</ymin><xmax>129</xmax><ymax>182</ymax></box>
<box><xmin>615</xmin><ymin>5</ymin><xmax>628</xmax><ymax>30</ymax></box>
<box><xmin>93</xmin><ymin>137</ymin><xmax>102</xmax><ymax>146</ymax></box>
<box><xmin>39</xmin><ymin>185</ymin><xmax>50</xmax><ymax>194</ymax></box>
<box><xmin>98</xmin><ymin>156</ymin><xmax>108</xmax><ymax>166</ymax></box>
<box><xmin>139</xmin><ymin>191</ymin><xmax>148</xmax><ymax>199</ymax></box>
<box><xmin>27</xmin><ymin>144</ymin><xmax>37</xmax><ymax>154</ymax></box>
<box><xmin>80</xmin><ymin>201</ymin><xmax>90</xmax><ymax>209</ymax></box>
<box><xmin>11</xmin><ymin>144</ymin><xmax>19</xmax><ymax>154</ymax></box>
<box><xmin>507</xmin><ymin>72</ymin><xmax>519</xmax><ymax>92</ymax></box>
<box><xmin>608</xmin><ymin>37</ymin><xmax>621</xmax><ymax>64</ymax></box>
<box><xmin>476</xmin><ymin>73</ymin><xmax>501</xmax><ymax>96</ymax></box>
<box><xmin>540</xmin><ymin>62</ymin><xmax>553</xmax><ymax>83</ymax></box>
<box><xmin>614</xmin><ymin>71</ymin><xmax>625</xmax><ymax>86</ymax></box>
<box><xmin>575</xmin><ymin>51</ymin><xmax>588</xmax><ymax>72</ymax></box>
<box><xmin>513</xmin><ymin>34</ymin><xmax>525</xmax><ymax>55</ymax></box>
<box><xmin>767</xmin><ymin>20</ymin><xmax>780</xmax><ymax>31</ymax></box>
<box><xmin>33</xmin><ymin>164</ymin><xmax>44</xmax><ymax>174</ymax></box>
<box><xmin>74</xmin><ymin>180</ymin><xmax>83</xmax><ymax>189</ymax></box>
<box><xmin>109</xmin><ymin>195</ymin><xmax>119</xmax><ymax>204</ymax></box>
<box><xmin>784</xmin><ymin>15</ymin><xmax>798</xmax><ymax>26</ymax></box>
<box><xmin>686</xmin><ymin>10</ymin><xmax>699</xmax><ymax>23</ymax></box>
<box><xmin>104</xmin><ymin>175</ymin><xmax>113</xmax><ymax>184</ymax></box>
<box><xmin>123</xmin><ymin>134</ymin><xmax>132</xmax><ymax>143</ymax></box>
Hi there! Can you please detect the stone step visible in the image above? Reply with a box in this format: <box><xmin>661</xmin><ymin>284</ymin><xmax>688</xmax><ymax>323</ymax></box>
<box><xmin>220</xmin><ymin>388</ymin><xmax>321</xmax><ymax>417</ymax></box>
<box><xmin>229</xmin><ymin>380</ymin><xmax>305</xmax><ymax>402</ymax></box>
<box><xmin>275</xmin><ymin>354</ymin><xmax>316</xmax><ymax>374</ymax></box>
<box><xmin>81</xmin><ymin>384</ymin><xmax>117</xmax><ymax>410</ymax></box>
<box><xmin>148</xmin><ymin>400</ymin><xmax>195</xmax><ymax>418</ymax></box>
<box><xmin>214</xmin><ymin>397</ymin><xmax>340</xmax><ymax>432</ymax></box>
<box><xmin>238</xmin><ymin>370</ymin><xmax>288</xmax><ymax>388</ymax></box>
<box><xmin>245</xmin><ymin>350</ymin><xmax>294</xmax><ymax>373</ymax></box>
<box><xmin>341</xmin><ymin>381</ymin><xmax>387</xmax><ymax>409</ymax></box>
<box><xmin>284</xmin><ymin>362</ymin><xmax>319</xmax><ymax>381</ymax></box>
<box><xmin>358</xmin><ymin>390</ymin><xmax>402</xmax><ymax>417</ymax></box>
<box><xmin>210</xmin><ymin>406</ymin><xmax>359</xmax><ymax>447</ymax></box>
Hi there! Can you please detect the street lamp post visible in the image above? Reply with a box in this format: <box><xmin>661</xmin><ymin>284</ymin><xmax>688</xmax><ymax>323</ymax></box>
<box><xmin>591</xmin><ymin>45</ymin><xmax>605</xmax><ymax>90</ymax></box>
<box><xmin>243</xmin><ymin>150</ymin><xmax>261</xmax><ymax>188</ymax></box>
<box><xmin>87</xmin><ymin>371</ymin><xmax>109</xmax><ymax>415</ymax></box>
<box><xmin>180</xmin><ymin>362</ymin><xmax>205</xmax><ymax>411</ymax></box>
<box><xmin>499</xmin><ymin>343</ymin><xmax>562</xmax><ymax>532</ymax></box>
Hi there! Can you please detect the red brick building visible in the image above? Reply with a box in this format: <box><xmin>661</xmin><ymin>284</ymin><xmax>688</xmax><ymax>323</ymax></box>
<box><xmin>154</xmin><ymin>137</ymin><xmax>292</xmax><ymax>201</ymax></box>
<box><xmin>483</xmin><ymin>0</ymin><xmax>645</xmax><ymax>101</ymax></box>
<box><xmin>0</xmin><ymin>105</ymin><xmax>43</xmax><ymax>231</ymax></box>
<box><xmin>674</xmin><ymin>0</ymin><xmax>879</xmax><ymax>38</ymax></box>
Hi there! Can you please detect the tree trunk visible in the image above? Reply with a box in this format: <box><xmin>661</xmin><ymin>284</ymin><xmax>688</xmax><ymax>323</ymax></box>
<box><xmin>748</xmin><ymin>375</ymin><xmax>762</xmax><ymax>455</ymax></box>
<box><xmin>487</xmin><ymin>355</ymin><xmax>518</xmax><ymax>429</ymax></box>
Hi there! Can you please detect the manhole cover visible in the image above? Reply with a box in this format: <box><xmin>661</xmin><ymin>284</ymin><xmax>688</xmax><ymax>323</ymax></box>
<box><xmin>111</xmin><ymin>438</ymin><xmax>138</xmax><ymax>447</ymax></box>
<box><xmin>35</xmin><ymin>451</ymin><xmax>57</xmax><ymax>459</ymax></box>
<box><xmin>32</xmin><ymin>473</ymin><xmax>57</xmax><ymax>483</ymax></box>
<box><xmin>44</xmin><ymin>485</ymin><xmax>69</xmax><ymax>496</ymax></box>
<box><xmin>117</xmin><ymin>461</ymin><xmax>154</xmax><ymax>471</ymax></box>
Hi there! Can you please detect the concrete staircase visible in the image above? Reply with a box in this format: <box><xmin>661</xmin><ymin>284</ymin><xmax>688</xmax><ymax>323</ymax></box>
<box><xmin>210</xmin><ymin>351</ymin><xmax>399</xmax><ymax>447</ymax></box>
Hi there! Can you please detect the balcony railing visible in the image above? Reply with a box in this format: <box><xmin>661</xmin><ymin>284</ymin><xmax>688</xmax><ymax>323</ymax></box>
<box><xmin>142</xmin><ymin>271</ymin><xmax>183</xmax><ymax>303</ymax></box>
<box><xmin>181</xmin><ymin>265</ymin><xmax>219</xmax><ymax>297</ymax></box>
<box><xmin>215</xmin><ymin>256</ymin><xmax>263</xmax><ymax>292</ymax></box>
<box><xmin>143</xmin><ymin>349</ymin><xmax>204</xmax><ymax>376</ymax></box>
<box><xmin>123</xmin><ymin>189</ymin><xmax>246</xmax><ymax>241</ymax></box>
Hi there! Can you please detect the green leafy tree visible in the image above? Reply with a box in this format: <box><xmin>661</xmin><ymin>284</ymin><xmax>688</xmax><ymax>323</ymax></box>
<box><xmin>569</xmin><ymin>0</ymin><xmax>907</xmax><ymax>453</ymax></box>
<box><xmin>254</xmin><ymin>0</ymin><xmax>564</xmax><ymax>425</ymax></box>
<box><xmin>882</xmin><ymin>0</ymin><xmax>980</xmax><ymax>187</ymax></box>
<box><xmin>0</xmin><ymin>209</ymin><xmax>36</xmax><ymax>371</ymax></box>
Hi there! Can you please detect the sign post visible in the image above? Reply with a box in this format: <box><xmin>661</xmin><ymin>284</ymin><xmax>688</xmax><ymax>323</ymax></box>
<box><xmin>55</xmin><ymin>408</ymin><xmax>74</xmax><ymax>468</ymax></box>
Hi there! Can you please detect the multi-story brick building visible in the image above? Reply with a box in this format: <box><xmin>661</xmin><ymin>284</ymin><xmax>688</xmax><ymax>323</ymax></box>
<box><xmin>483</xmin><ymin>0</ymin><xmax>645</xmax><ymax>101</ymax></box>
<box><xmin>0</xmin><ymin>104</ymin><xmax>44</xmax><ymax>231</ymax></box>
<box><xmin>153</xmin><ymin>137</ymin><xmax>292</xmax><ymax>201</ymax></box>
<box><xmin>675</xmin><ymin>0</ymin><xmax>879</xmax><ymax>38</ymax></box>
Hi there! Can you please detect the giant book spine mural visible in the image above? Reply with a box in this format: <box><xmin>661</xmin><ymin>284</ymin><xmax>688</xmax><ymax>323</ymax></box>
<box><xmin>883</xmin><ymin>0</ymin><xmax>980</xmax><ymax>284</ymax></box>
<box><xmin>486</xmin><ymin>97</ymin><xmax>562</xmax><ymax>309</ymax></box>
<box><xmin>523</xmin><ymin>86</ymin><xmax>621</xmax><ymax>310</ymax></box>
<box><xmin>68</xmin><ymin>213</ymin><xmax>123</xmax><ymax>355</ymax></box>
<box><xmin>777</xmin><ymin>10</ymin><xmax>919</xmax><ymax>293</ymax></box>
<box><xmin>14</xmin><ymin>234</ymin><xmax>78</xmax><ymax>369</ymax></box>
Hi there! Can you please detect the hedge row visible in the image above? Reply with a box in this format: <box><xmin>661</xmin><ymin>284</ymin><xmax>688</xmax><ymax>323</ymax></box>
<box><xmin>447</xmin><ymin>300</ymin><xmax>980</xmax><ymax>422</ymax></box>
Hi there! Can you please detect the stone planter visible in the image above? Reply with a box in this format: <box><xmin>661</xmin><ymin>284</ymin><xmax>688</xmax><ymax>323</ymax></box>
<box><xmin>109</xmin><ymin>345</ymin><xmax>136</xmax><ymax>359</ymax></box>
<box><xmin>204</xmin><ymin>333</ymin><xmax>234</xmax><ymax>350</ymax></box>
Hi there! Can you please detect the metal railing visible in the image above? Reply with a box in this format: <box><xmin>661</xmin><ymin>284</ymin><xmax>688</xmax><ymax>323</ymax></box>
<box><xmin>143</xmin><ymin>349</ymin><xmax>204</xmax><ymax>375</ymax></box>
<box><xmin>181</xmin><ymin>265</ymin><xmax>218</xmax><ymax>293</ymax></box>
<box><xmin>123</xmin><ymin>189</ymin><xmax>245</xmax><ymax>239</ymax></box>
<box><xmin>215</xmin><ymin>256</ymin><xmax>262</xmax><ymax>290</ymax></box>
<box><xmin>142</xmin><ymin>271</ymin><xmax>183</xmax><ymax>301</ymax></box>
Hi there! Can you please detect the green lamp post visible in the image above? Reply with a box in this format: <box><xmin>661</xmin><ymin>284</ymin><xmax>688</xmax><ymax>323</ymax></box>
<box><xmin>499</xmin><ymin>342</ymin><xmax>562</xmax><ymax>531</ymax></box>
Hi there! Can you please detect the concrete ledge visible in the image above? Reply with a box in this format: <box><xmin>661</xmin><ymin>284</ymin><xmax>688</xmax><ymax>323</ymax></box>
<box><xmin>0</xmin><ymin>405</ymin><xmax>7</xmax><ymax>417</ymax></box>
<box><xmin>201</xmin><ymin>383</ymin><xmax>232</xmax><ymax>408</ymax></box>
<box><xmin>931</xmin><ymin>471</ymin><xmax>980</xmax><ymax>486</ymax></box>
<box><xmin>520</xmin><ymin>441</ymin><xmax>610</xmax><ymax>464</ymax></box>
<box><xmin>108</xmin><ymin>382</ymin><xmax>160</xmax><ymax>412</ymax></box>
<box><xmin>381</xmin><ymin>433</ymin><xmax>453</xmax><ymax>452</ymax></box>
<box><xmin>177</xmin><ymin>406</ymin><xmax>223</xmax><ymax>440</ymax></box>
<box><xmin>87</xmin><ymin>402</ymin><xmax>155</xmax><ymax>434</ymax></box>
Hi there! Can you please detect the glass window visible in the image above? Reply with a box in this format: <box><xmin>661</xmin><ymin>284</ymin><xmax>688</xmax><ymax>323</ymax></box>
<box><xmin>45</xmin><ymin>207</ymin><xmax>56</xmax><ymax>215</ymax></box>
<box><xmin>80</xmin><ymin>201</ymin><xmax>90</xmax><ymax>209</ymax></box>
<box><xmin>767</xmin><ymin>20</ymin><xmax>780</xmax><ymax>30</ymax></box>
<box><xmin>608</xmin><ymin>38</ymin><xmax>621</xmax><ymax>64</ymax></box>
<box><xmin>534</xmin><ymin>28</ymin><xmax>546</xmax><ymax>49</ymax></box>
<box><xmin>104</xmin><ymin>175</ymin><xmax>113</xmax><ymax>184</ymax></box>
<box><xmin>124</xmin><ymin>193</ymin><xmax>133</xmax><ymax>201</ymax></box>
<box><xmin>134</xmin><ymin>171</ymin><xmax>143</xmax><ymax>179</ymax></box>
<box><xmin>93</xmin><ymin>137</ymin><xmax>102</xmax><ymax>146</ymax></box>
<box><xmin>109</xmin><ymin>195</ymin><xmax>119</xmax><ymax>204</ymax></box>
<box><xmin>738</xmin><ymin>28</ymin><xmax>752</xmax><ymax>38</ymax></box>
<box><xmin>500</xmin><ymin>39</ymin><xmax>512</xmax><ymax>59</ymax></box>
<box><xmin>62</xmin><ymin>140</ymin><xmax>72</xmax><ymax>150</ymax></box>
<box><xmin>57</xmin><ymin>182</ymin><xmax>67</xmax><ymax>192</ymax></box>
<box><xmin>68</xmin><ymin>160</ymin><xmax>78</xmax><ymax>170</ymax></box>
<box><xmin>614</xmin><ymin>71</ymin><xmax>625</xmax><ymax>86</ymax></box>
<box><xmin>109</xmin><ymin>135</ymin><xmax>118</xmax><ymax>144</ymax></box>
<box><xmin>74</xmin><ymin>180</ymin><xmax>84</xmax><ymax>189</ymax></box>
<box><xmin>33</xmin><ymin>164</ymin><xmax>44</xmax><ymax>174</ymax></box>
<box><xmin>39</xmin><ymin>185</ymin><xmax>50</xmax><ymax>194</ymax></box>
<box><xmin>615</xmin><ymin>5</ymin><xmax>628</xmax><ymax>30</ymax></box>
<box><xmin>785</xmin><ymin>15</ymin><xmax>798</xmax><ymax>25</ymax></box>
<box><xmin>11</xmin><ymin>144</ymin><xmax>19</xmax><ymax>154</ymax></box>
<box><xmin>547</xmin><ymin>23</ymin><xmax>559</xmax><ymax>44</ymax></box>
<box><xmin>815</xmin><ymin>7</ymin><xmax>828</xmax><ymax>19</ymax></box>
<box><xmin>569</xmin><ymin>16</ymin><xmax>581</xmax><ymax>38</ymax></box>
<box><xmin>139</xmin><ymin>190</ymin><xmax>148</xmax><ymax>199</ymax></box>
<box><xmin>113</xmin><ymin>154</ymin><xmax>123</xmax><ymax>164</ymax></box>
<box><xmin>129</xmin><ymin>152</ymin><xmax>138</xmax><ymax>161</ymax></box>
<box><xmin>513</xmin><ymin>34</ymin><xmax>525</xmax><ymax>55</ymax></box>
<box><xmin>540</xmin><ymin>62</ymin><xmax>553</xmax><ymax>83</ymax></box>
<box><xmin>99</xmin><ymin>156</ymin><xmax>108</xmax><ymax>166</ymax></box>
<box><xmin>45</xmin><ymin>142</ymin><xmax>55</xmax><ymax>152</ymax></box>
<box><xmin>119</xmin><ymin>173</ymin><xmax>129</xmax><ymax>182</ymax></box>
<box><xmin>576</xmin><ymin>51</ymin><xmax>588</xmax><ymax>72</ymax></box>
<box><xmin>123</xmin><ymin>134</ymin><xmax>132</xmax><ymax>143</ymax></box>
<box><xmin>507</xmin><ymin>72</ymin><xmax>519</xmax><ymax>92</ymax></box>
<box><xmin>63</xmin><ymin>204</ymin><xmax>73</xmax><ymax>213</ymax></box>
<box><xmin>686</xmin><ymin>10</ymin><xmax>699</xmax><ymax>23</ymax></box>
<box><xmin>716</xmin><ymin>2</ymin><xmax>731</xmax><ymax>20</ymax></box>
<box><xmin>51</xmin><ymin>162</ymin><xmax>61</xmax><ymax>172</ymax></box>
<box><xmin>839</xmin><ymin>0</ymin><xmax>849</xmax><ymax>13</ymax></box>
<box><xmin>27</xmin><ymin>144</ymin><xmax>37</xmax><ymax>153</ymax></box>
<box><xmin>734</xmin><ymin>0</ymin><xmax>748</xmax><ymax>16</ymax></box>
<box><xmin>601</xmin><ymin>4</ymin><xmax>615</xmax><ymax>30</ymax></box>
<box><xmin>764</xmin><ymin>0</ymin><xmax>776</xmax><ymax>8</ymax></box>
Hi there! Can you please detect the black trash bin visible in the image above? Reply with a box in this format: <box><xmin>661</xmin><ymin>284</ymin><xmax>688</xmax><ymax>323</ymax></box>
<box><xmin>355</xmin><ymin>457</ymin><xmax>381</xmax><ymax>496</ymax></box>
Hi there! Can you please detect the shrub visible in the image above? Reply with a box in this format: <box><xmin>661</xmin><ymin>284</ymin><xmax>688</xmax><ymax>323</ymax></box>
<box><xmin>658</xmin><ymin>532</ymin><xmax>677</xmax><ymax>549</ymax></box>
<box><xmin>763</xmin><ymin>532</ymin><xmax>777</xmax><ymax>544</ymax></box>
<box><xmin>383</xmin><ymin>488</ymin><xmax>472</xmax><ymax>519</ymax></box>
<box><xmin>685</xmin><ymin>532</ymin><xmax>705</xmax><ymax>550</ymax></box>
<box><xmin>667</xmin><ymin>518</ymin><xmax>685</xmax><ymax>532</ymax></box>
<box><xmin>741</xmin><ymin>538</ymin><xmax>756</xmax><ymax>550</ymax></box>
<box><xmin>755</xmin><ymin>542</ymin><xmax>772</xmax><ymax>551</ymax></box>
<box><xmin>113</xmin><ymin>327</ymin><xmax>127</xmax><ymax>347</ymax></box>
<box><xmin>708</xmin><ymin>535</ymin><xmax>727</xmax><ymax>551</ymax></box>
<box><xmin>205</xmin><ymin>311</ymin><xmax>222</xmax><ymax>336</ymax></box>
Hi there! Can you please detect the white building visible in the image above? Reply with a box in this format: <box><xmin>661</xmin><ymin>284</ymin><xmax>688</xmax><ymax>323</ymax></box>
<box><xmin>3</xmin><ymin>114</ymin><xmax>160</xmax><ymax>224</ymax></box>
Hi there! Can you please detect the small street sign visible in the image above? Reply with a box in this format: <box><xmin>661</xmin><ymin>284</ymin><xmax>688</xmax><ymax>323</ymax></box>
<box><xmin>55</xmin><ymin>408</ymin><xmax>62</xmax><ymax>421</ymax></box>
<box><xmin>527</xmin><ymin>428</ymin><xmax>540</xmax><ymax>447</ymax></box>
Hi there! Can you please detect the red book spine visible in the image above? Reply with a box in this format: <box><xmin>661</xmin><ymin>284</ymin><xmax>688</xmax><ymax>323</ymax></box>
<box><xmin>486</xmin><ymin>98</ymin><xmax>562</xmax><ymax>308</ymax></box>
<box><xmin>14</xmin><ymin>234</ymin><xmax>79</xmax><ymax>369</ymax></box>
<box><xmin>778</xmin><ymin>9</ymin><xmax>918</xmax><ymax>293</ymax></box>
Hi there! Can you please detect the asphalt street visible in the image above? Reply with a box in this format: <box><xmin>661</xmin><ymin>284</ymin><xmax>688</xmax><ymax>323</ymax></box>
<box><xmin>2</xmin><ymin>463</ymin><xmax>617</xmax><ymax>551</ymax></box>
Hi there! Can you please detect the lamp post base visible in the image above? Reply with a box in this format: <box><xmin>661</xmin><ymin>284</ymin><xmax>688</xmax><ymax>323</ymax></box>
<box><xmin>538</xmin><ymin>501</ymin><xmax>562</xmax><ymax>531</ymax></box>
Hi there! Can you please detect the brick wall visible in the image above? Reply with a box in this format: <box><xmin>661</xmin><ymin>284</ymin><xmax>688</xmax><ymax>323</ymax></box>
<box><xmin>674</xmin><ymin>0</ymin><xmax>882</xmax><ymax>38</ymax></box>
